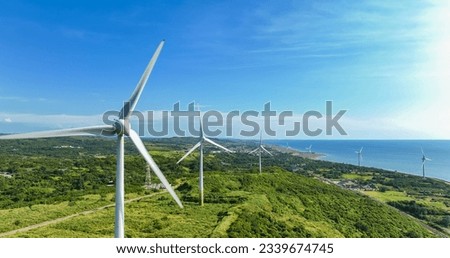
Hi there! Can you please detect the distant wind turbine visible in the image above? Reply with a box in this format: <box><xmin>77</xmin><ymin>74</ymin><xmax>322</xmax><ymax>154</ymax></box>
<box><xmin>249</xmin><ymin>132</ymin><xmax>273</xmax><ymax>174</ymax></box>
<box><xmin>286</xmin><ymin>142</ymin><xmax>291</xmax><ymax>149</ymax></box>
<box><xmin>0</xmin><ymin>40</ymin><xmax>183</xmax><ymax>238</ymax></box>
<box><xmin>355</xmin><ymin>147</ymin><xmax>363</xmax><ymax>166</ymax></box>
<box><xmin>177</xmin><ymin>117</ymin><xmax>233</xmax><ymax>206</ymax></box>
<box><xmin>421</xmin><ymin>147</ymin><xmax>432</xmax><ymax>178</ymax></box>
<box><xmin>305</xmin><ymin>145</ymin><xmax>312</xmax><ymax>153</ymax></box>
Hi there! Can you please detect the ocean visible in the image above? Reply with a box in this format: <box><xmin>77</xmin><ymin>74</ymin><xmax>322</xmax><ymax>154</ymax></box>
<box><xmin>267</xmin><ymin>140</ymin><xmax>450</xmax><ymax>182</ymax></box>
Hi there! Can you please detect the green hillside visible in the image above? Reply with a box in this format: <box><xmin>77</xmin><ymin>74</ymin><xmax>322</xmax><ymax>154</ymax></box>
<box><xmin>0</xmin><ymin>137</ymin><xmax>443</xmax><ymax>237</ymax></box>
<box><xmin>3</xmin><ymin>170</ymin><xmax>432</xmax><ymax>238</ymax></box>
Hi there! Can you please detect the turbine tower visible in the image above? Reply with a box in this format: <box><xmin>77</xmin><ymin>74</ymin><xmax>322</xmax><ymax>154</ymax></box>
<box><xmin>0</xmin><ymin>40</ymin><xmax>183</xmax><ymax>238</ymax></box>
<box><xmin>249</xmin><ymin>132</ymin><xmax>273</xmax><ymax>174</ymax></box>
<box><xmin>355</xmin><ymin>147</ymin><xmax>363</xmax><ymax>166</ymax></box>
<box><xmin>305</xmin><ymin>145</ymin><xmax>312</xmax><ymax>153</ymax></box>
<box><xmin>177</xmin><ymin>117</ymin><xmax>232</xmax><ymax>206</ymax></box>
<box><xmin>421</xmin><ymin>147</ymin><xmax>432</xmax><ymax>178</ymax></box>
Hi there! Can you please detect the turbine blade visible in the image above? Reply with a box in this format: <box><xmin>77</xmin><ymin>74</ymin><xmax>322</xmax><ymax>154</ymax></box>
<box><xmin>261</xmin><ymin>145</ymin><xmax>273</xmax><ymax>156</ymax></box>
<box><xmin>120</xmin><ymin>40</ymin><xmax>165</xmax><ymax>119</ymax></box>
<box><xmin>204</xmin><ymin>137</ymin><xmax>233</xmax><ymax>153</ymax></box>
<box><xmin>199</xmin><ymin>118</ymin><xmax>204</xmax><ymax>139</ymax></box>
<box><xmin>128</xmin><ymin>129</ymin><xmax>183</xmax><ymax>208</ymax></box>
<box><xmin>249</xmin><ymin>148</ymin><xmax>259</xmax><ymax>154</ymax></box>
<box><xmin>426</xmin><ymin>157</ymin><xmax>432</xmax><ymax>161</ymax></box>
<box><xmin>177</xmin><ymin>141</ymin><xmax>201</xmax><ymax>164</ymax></box>
<box><xmin>421</xmin><ymin>147</ymin><xmax>425</xmax><ymax>155</ymax></box>
<box><xmin>360</xmin><ymin>147</ymin><xmax>363</xmax><ymax>153</ymax></box>
<box><xmin>0</xmin><ymin>125</ymin><xmax>115</xmax><ymax>140</ymax></box>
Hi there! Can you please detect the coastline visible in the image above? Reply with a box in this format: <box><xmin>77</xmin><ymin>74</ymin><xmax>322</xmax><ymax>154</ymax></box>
<box><xmin>269</xmin><ymin>144</ymin><xmax>325</xmax><ymax>160</ymax></box>
<box><xmin>268</xmin><ymin>141</ymin><xmax>450</xmax><ymax>236</ymax></box>
<box><xmin>268</xmin><ymin>141</ymin><xmax>449</xmax><ymax>184</ymax></box>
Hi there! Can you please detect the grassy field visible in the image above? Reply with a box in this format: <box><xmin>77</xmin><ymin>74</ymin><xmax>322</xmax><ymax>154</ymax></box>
<box><xmin>342</xmin><ymin>173</ymin><xmax>373</xmax><ymax>181</ymax></box>
<box><xmin>0</xmin><ymin>194</ymin><xmax>114</xmax><ymax>234</ymax></box>
<box><xmin>363</xmin><ymin>190</ymin><xmax>414</xmax><ymax>202</ymax></box>
<box><xmin>364</xmin><ymin>190</ymin><xmax>450</xmax><ymax>210</ymax></box>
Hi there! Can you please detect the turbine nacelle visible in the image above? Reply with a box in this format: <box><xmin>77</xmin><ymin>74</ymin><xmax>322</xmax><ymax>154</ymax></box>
<box><xmin>355</xmin><ymin>147</ymin><xmax>363</xmax><ymax>154</ymax></box>
<box><xmin>113</xmin><ymin>119</ymin><xmax>131</xmax><ymax>136</ymax></box>
<box><xmin>421</xmin><ymin>148</ymin><xmax>431</xmax><ymax>164</ymax></box>
<box><xmin>248</xmin><ymin>132</ymin><xmax>272</xmax><ymax>174</ymax></box>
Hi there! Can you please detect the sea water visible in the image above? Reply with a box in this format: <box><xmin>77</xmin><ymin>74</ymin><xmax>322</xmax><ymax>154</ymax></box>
<box><xmin>267</xmin><ymin>140</ymin><xmax>450</xmax><ymax>182</ymax></box>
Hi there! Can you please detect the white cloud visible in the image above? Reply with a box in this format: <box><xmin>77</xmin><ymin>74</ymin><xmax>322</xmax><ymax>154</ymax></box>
<box><xmin>388</xmin><ymin>0</ymin><xmax>450</xmax><ymax>139</ymax></box>
<box><xmin>0</xmin><ymin>107</ymin><xmax>447</xmax><ymax>139</ymax></box>
<box><xmin>0</xmin><ymin>112</ymin><xmax>104</xmax><ymax>128</ymax></box>
<box><xmin>253</xmin><ymin>1</ymin><xmax>450</xmax><ymax>139</ymax></box>
<box><xmin>342</xmin><ymin>115</ymin><xmax>435</xmax><ymax>139</ymax></box>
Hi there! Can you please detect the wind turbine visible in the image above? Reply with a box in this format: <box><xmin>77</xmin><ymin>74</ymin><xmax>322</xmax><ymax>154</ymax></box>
<box><xmin>421</xmin><ymin>147</ymin><xmax>432</xmax><ymax>178</ymax></box>
<box><xmin>176</xmin><ymin>117</ymin><xmax>232</xmax><ymax>206</ymax></box>
<box><xmin>305</xmin><ymin>145</ymin><xmax>312</xmax><ymax>153</ymax></box>
<box><xmin>355</xmin><ymin>147</ymin><xmax>363</xmax><ymax>166</ymax></box>
<box><xmin>249</xmin><ymin>132</ymin><xmax>273</xmax><ymax>174</ymax></box>
<box><xmin>0</xmin><ymin>40</ymin><xmax>183</xmax><ymax>238</ymax></box>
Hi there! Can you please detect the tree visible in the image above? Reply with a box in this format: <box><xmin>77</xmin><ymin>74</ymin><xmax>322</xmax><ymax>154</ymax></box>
<box><xmin>438</xmin><ymin>216</ymin><xmax>450</xmax><ymax>227</ymax></box>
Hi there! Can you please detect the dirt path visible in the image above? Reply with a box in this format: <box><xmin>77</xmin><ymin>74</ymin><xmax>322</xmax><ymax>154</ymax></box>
<box><xmin>0</xmin><ymin>191</ymin><xmax>164</xmax><ymax>238</ymax></box>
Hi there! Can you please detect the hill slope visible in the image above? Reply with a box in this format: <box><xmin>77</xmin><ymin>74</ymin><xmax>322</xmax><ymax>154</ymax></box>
<box><xmin>0</xmin><ymin>137</ymin><xmax>440</xmax><ymax>237</ymax></box>
<box><xmin>7</xmin><ymin>169</ymin><xmax>432</xmax><ymax>238</ymax></box>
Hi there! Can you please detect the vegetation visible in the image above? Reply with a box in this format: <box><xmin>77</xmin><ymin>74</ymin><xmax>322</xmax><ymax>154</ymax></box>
<box><xmin>0</xmin><ymin>136</ymin><xmax>448</xmax><ymax>237</ymax></box>
<box><xmin>298</xmin><ymin>158</ymin><xmax>450</xmax><ymax>235</ymax></box>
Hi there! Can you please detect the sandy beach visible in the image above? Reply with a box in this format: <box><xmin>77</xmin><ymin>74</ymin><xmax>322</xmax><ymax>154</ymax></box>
<box><xmin>269</xmin><ymin>144</ymin><xmax>325</xmax><ymax>160</ymax></box>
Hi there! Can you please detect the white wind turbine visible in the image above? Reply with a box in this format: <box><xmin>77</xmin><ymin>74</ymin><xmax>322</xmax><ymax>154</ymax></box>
<box><xmin>421</xmin><ymin>147</ymin><xmax>432</xmax><ymax>178</ymax></box>
<box><xmin>0</xmin><ymin>40</ymin><xmax>183</xmax><ymax>238</ymax></box>
<box><xmin>286</xmin><ymin>142</ymin><xmax>291</xmax><ymax>149</ymax></box>
<box><xmin>176</xmin><ymin>117</ymin><xmax>233</xmax><ymax>206</ymax></box>
<box><xmin>249</xmin><ymin>132</ymin><xmax>273</xmax><ymax>174</ymax></box>
<box><xmin>355</xmin><ymin>147</ymin><xmax>363</xmax><ymax>166</ymax></box>
<box><xmin>305</xmin><ymin>145</ymin><xmax>312</xmax><ymax>153</ymax></box>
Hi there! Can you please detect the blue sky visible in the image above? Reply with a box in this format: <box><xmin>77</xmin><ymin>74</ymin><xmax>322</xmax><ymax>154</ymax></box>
<box><xmin>0</xmin><ymin>0</ymin><xmax>449</xmax><ymax>139</ymax></box>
